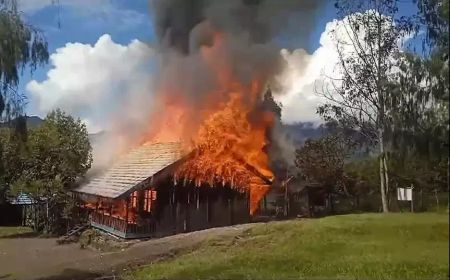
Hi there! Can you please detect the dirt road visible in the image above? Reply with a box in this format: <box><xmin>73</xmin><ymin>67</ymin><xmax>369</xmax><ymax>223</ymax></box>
<box><xmin>0</xmin><ymin>223</ymin><xmax>257</xmax><ymax>280</ymax></box>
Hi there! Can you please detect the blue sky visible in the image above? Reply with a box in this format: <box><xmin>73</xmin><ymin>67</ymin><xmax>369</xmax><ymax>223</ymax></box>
<box><xmin>19</xmin><ymin>0</ymin><xmax>336</xmax><ymax>98</ymax></box>
<box><xmin>19</xmin><ymin>1</ymin><xmax>154</xmax><ymax>91</ymax></box>
<box><xmin>19</xmin><ymin>0</ymin><xmax>415</xmax><ymax>130</ymax></box>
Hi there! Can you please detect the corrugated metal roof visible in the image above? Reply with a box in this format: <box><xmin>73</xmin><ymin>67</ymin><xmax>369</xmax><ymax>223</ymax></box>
<box><xmin>74</xmin><ymin>142</ymin><xmax>184</xmax><ymax>198</ymax></box>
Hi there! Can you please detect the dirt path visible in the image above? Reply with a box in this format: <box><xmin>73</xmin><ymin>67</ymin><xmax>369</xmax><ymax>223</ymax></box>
<box><xmin>0</xmin><ymin>223</ymin><xmax>257</xmax><ymax>280</ymax></box>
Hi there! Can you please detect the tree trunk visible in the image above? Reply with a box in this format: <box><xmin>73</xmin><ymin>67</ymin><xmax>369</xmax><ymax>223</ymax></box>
<box><xmin>434</xmin><ymin>189</ymin><xmax>439</xmax><ymax>211</ymax></box>
<box><xmin>420</xmin><ymin>188</ymin><xmax>424</xmax><ymax>211</ymax></box>
<box><xmin>383</xmin><ymin>155</ymin><xmax>390</xmax><ymax>206</ymax></box>
<box><xmin>379</xmin><ymin>139</ymin><xmax>389</xmax><ymax>213</ymax></box>
<box><xmin>284</xmin><ymin>184</ymin><xmax>289</xmax><ymax>217</ymax></box>
<box><xmin>376</xmin><ymin>13</ymin><xmax>389</xmax><ymax>214</ymax></box>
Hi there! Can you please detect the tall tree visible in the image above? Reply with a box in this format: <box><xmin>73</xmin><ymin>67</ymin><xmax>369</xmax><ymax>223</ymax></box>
<box><xmin>389</xmin><ymin>0</ymin><xmax>448</xmax><ymax>194</ymax></box>
<box><xmin>0</xmin><ymin>0</ymin><xmax>49</xmax><ymax>203</ymax></box>
<box><xmin>0</xmin><ymin>0</ymin><xmax>49</xmax><ymax>120</ymax></box>
<box><xmin>316</xmin><ymin>0</ymin><xmax>415</xmax><ymax>212</ymax></box>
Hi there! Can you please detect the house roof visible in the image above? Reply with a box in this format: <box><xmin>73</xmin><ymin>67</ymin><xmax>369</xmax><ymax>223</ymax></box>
<box><xmin>74</xmin><ymin>142</ymin><xmax>184</xmax><ymax>199</ymax></box>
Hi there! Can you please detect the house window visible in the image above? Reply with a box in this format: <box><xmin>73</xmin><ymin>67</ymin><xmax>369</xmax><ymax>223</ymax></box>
<box><xmin>144</xmin><ymin>189</ymin><xmax>157</xmax><ymax>212</ymax></box>
<box><xmin>131</xmin><ymin>191</ymin><xmax>138</xmax><ymax>208</ymax></box>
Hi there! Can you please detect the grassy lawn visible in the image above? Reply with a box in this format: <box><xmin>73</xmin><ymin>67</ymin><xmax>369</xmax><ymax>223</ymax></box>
<box><xmin>124</xmin><ymin>213</ymin><xmax>449</xmax><ymax>280</ymax></box>
<box><xmin>0</xmin><ymin>226</ymin><xmax>33</xmax><ymax>238</ymax></box>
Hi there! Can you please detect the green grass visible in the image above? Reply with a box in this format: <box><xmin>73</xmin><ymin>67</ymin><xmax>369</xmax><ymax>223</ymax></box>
<box><xmin>0</xmin><ymin>226</ymin><xmax>33</xmax><ymax>238</ymax></box>
<box><xmin>124</xmin><ymin>213</ymin><xmax>449</xmax><ymax>280</ymax></box>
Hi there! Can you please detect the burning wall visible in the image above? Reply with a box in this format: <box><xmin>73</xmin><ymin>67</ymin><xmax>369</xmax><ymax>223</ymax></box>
<box><xmin>139</xmin><ymin>30</ymin><xmax>279</xmax><ymax>214</ymax></box>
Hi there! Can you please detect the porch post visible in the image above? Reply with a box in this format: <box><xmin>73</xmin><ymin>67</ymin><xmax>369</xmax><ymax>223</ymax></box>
<box><xmin>125</xmin><ymin>197</ymin><xmax>129</xmax><ymax>223</ymax></box>
<box><xmin>206</xmin><ymin>188</ymin><xmax>210</xmax><ymax>223</ymax></box>
<box><xmin>185</xmin><ymin>189</ymin><xmax>190</xmax><ymax>232</ymax></box>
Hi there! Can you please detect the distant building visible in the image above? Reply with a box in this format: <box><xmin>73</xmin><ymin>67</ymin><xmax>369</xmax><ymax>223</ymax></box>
<box><xmin>257</xmin><ymin>178</ymin><xmax>332</xmax><ymax>218</ymax></box>
<box><xmin>1</xmin><ymin>193</ymin><xmax>36</xmax><ymax>226</ymax></box>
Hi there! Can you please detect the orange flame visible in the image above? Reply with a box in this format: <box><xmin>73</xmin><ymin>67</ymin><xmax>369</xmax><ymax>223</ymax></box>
<box><xmin>143</xmin><ymin>30</ymin><xmax>274</xmax><ymax>215</ymax></box>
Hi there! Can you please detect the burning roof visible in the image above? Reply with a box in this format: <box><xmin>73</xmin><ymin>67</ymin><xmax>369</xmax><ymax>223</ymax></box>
<box><xmin>75</xmin><ymin>140</ymin><xmax>273</xmax><ymax>214</ymax></box>
<box><xmin>74</xmin><ymin>142</ymin><xmax>184</xmax><ymax>199</ymax></box>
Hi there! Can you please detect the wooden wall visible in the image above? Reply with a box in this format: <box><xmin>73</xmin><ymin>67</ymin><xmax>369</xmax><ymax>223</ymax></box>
<box><xmin>149</xmin><ymin>180</ymin><xmax>250</xmax><ymax>238</ymax></box>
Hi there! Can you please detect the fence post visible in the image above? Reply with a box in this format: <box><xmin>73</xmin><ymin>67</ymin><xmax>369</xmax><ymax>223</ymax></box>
<box><xmin>434</xmin><ymin>189</ymin><xmax>439</xmax><ymax>211</ymax></box>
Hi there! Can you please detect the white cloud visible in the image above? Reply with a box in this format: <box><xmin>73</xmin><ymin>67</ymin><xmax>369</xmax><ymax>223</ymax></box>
<box><xmin>276</xmin><ymin>19</ymin><xmax>340</xmax><ymax>124</ymax></box>
<box><xmin>276</xmin><ymin>11</ymin><xmax>404</xmax><ymax>124</ymax></box>
<box><xmin>27</xmin><ymin>34</ymin><xmax>154</xmax><ymax>133</ymax></box>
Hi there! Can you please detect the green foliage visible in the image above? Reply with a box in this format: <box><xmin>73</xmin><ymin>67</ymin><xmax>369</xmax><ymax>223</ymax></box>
<box><xmin>0</xmin><ymin>126</ymin><xmax>27</xmax><ymax>202</ymax></box>
<box><xmin>124</xmin><ymin>213</ymin><xmax>449</xmax><ymax>280</ymax></box>
<box><xmin>0</xmin><ymin>0</ymin><xmax>49</xmax><ymax>120</ymax></box>
<box><xmin>79</xmin><ymin>228</ymin><xmax>97</xmax><ymax>249</ymax></box>
<box><xmin>11</xmin><ymin>109</ymin><xmax>92</xmax><ymax>233</ymax></box>
<box><xmin>295</xmin><ymin>135</ymin><xmax>350</xmax><ymax>189</ymax></box>
<box><xmin>389</xmin><ymin>153</ymin><xmax>447</xmax><ymax>192</ymax></box>
<box><xmin>345</xmin><ymin>157</ymin><xmax>380</xmax><ymax>190</ymax></box>
<box><xmin>416</xmin><ymin>0</ymin><xmax>449</xmax><ymax>55</ymax></box>
<box><xmin>0</xmin><ymin>226</ymin><xmax>33</xmax><ymax>238</ymax></box>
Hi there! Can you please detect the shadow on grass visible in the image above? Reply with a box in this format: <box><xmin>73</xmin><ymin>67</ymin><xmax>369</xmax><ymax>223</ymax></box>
<box><xmin>35</xmin><ymin>269</ymin><xmax>104</xmax><ymax>280</ymax></box>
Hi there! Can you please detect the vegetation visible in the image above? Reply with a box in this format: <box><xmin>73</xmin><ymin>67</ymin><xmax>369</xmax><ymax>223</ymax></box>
<box><xmin>0</xmin><ymin>0</ymin><xmax>49</xmax><ymax>120</ymax></box>
<box><xmin>0</xmin><ymin>0</ymin><xmax>49</xmax><ymax>205</ymax></box>
<box><xmin>0</xmin><ymin>226</ymin><xmax>33</xmax><ymax>238</ymax></box>
<box><xmin>316</xmin><ymin>0</ymin><xmax>417</xmax><ymax>212</ymax></box>
<box><xmin>2</xmin><ymin>110</ymin><xmax>92</xmax><ymax>233</ymax></box>
<box><xmin>295</xmin><ymin>134</ymin><xmax>350</xmax><ymax>188</ymax></box>
<box><xmin>313</xmin><ymin>0</ymin><xmax>448</xmax><ymax>213</ymax></box>
<box><xmin>124</xmin><ymin>213</ymin><xmax>449</xmax><ymax>280</ymax></box>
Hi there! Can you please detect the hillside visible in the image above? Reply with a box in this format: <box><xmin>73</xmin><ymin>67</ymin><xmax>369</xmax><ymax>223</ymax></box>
<box><xmin>0</xmin><ymin>115</ymin><xmax>44</xmax><ymax>129</ymax></box>
<box><xmin>124</xmin><ymin>213</ymin><xmax>449</xmax><ymax>280</ymax></box>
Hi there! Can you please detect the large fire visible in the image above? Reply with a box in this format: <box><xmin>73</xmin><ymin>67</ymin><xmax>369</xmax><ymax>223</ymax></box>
<box><xmin>142</xmin><ymin>31</ymin><xmax>275</xmax><ymax>214</ymax></box>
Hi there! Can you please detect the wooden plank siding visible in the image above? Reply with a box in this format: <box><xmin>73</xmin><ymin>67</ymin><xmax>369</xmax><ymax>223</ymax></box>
<box><xmin>87</xmin><ymin>181</ymin><xmax>250</xmax><ymax>239</ymax></box>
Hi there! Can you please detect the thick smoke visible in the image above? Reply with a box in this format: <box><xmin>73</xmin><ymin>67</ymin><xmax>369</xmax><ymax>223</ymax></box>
<box><xmin>147</xmin><ymin>0</ymin><xmax>325</xmax><ymax>172</ymax></box>
<box><xmin>148</xmin><ymin>0</ymin><xmax>326</xmax><ymax>111</ymax></box>
<box><xmin>150</xmin><ymin>0</ymin><xmax>325</xmax><ymax>53</ymax></box>
<box><xmin>91</xmin><ymin>1</ymin><xmax>324</xmax><ymax>172</ymax></box>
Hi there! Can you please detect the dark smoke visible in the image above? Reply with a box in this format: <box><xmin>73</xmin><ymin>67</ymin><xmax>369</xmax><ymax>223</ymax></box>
<box><xmin>147</xmin><ymin>0</ymin><xmax>325</xmax><ymax>172</ymax></box>
<box><xmin>148</xmin><ymin>0</ymin><xmax>326</xmax><ymax>105</ymax></box>
<box><xmin>149</xmin><ymin>0</ymin><xmax>326</xmax><ymax>54</ymax></box>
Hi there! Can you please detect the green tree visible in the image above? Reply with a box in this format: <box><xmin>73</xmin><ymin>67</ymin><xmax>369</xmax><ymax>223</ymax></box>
<box><xmin>387</xmin><ymin>0</ymin><xmax>448</xmax><ymax>200</ymax></box>
<box><xmin>13</xmin><ymin>110</ymin><xmax>92</xmax><ymax>233</ymax></box>
<box><xmin>0</xmin><ymin>0</ymin><xmax>49</xmax><ymax>120</ymax></box>
<box><xmin>295</xmin><ymin>134</ymin><xmax>352</xmax><ymax>192</ymax></box>
<box><xmin>0</xmin><ymin>0</ymin><xmax>49</xmax><ymax>203</ymax></box>
<box><xmin>0</xmin><ymin>125</ymin><xmax>27</xmax><ymax>202</ymax></box>
<box><xmin>317</xmin><ymin>0</ymin><xmax>415</xmax><ymax>212</ymax></box>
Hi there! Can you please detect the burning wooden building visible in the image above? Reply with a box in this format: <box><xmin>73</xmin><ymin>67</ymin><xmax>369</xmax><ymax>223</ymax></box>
<box><xmin>73</xmin><ymin>141</ymin><xmax>272</xmax><ymax>239</ymax></box>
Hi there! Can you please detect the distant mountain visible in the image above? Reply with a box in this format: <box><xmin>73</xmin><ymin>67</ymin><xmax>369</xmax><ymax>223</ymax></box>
<box><xmin>1</xmin><ymin>117</ymin><xmax>103</xmax><ymax>142</ymax></box>
<box><xmin>24</xmin><ymin>116</ymin><xmax>44</xmax><ymax>128</ymax></box>
<box><xmin>283</xmin><ymin>122</ymin><xmax>328</xmax><ymax>145</ymax></box>
<box><xmin>0</xmin><ymin>115</ymin><xmax>44</xmax><ymax>129</ymax></box>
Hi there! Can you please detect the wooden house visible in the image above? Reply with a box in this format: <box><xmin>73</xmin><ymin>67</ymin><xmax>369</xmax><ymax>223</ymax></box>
<box><xmin>73</xmin><ymin>142</ymin><xmax>254</xmax><ymax>239</ymax></box>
